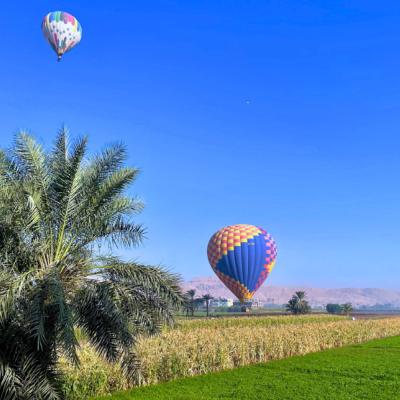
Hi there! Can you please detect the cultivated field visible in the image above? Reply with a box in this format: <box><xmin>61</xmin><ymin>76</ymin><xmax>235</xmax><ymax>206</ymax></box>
<box><xmin>175</xmin><ymin>314</ymin><xmax>343</xmax><ymax>330</ymax></box>
<box><xmin>61</xmin><ymin>315</ymin><xmax>400</xmax><ymax>399</ymax></box>
<box><xmin>97</xmin><ymin>335</ymin><xmax>400</xmax><ymax>399</ymax></box>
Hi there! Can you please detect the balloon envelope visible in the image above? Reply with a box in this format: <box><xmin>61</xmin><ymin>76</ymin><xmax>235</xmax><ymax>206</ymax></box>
<box><xmin>42</xmin><ymin>11</ymin><xmax>82</xmax><ymax>60</ymax></box>
<box><xmin>207</xmin><ymin>224</ymin><xmax>277</xmax><ymax>302</ymax></box>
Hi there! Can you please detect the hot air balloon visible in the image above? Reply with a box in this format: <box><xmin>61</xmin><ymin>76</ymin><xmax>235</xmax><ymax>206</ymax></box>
<box><xmin>42</xmin><ymin>11</ymin><xmax>82</xmax><ymax>61</ymax></box>
<box><xmin>207</xmin><ymin>224</ymin><xmax>277</xmax><ymax>302</ymax></box>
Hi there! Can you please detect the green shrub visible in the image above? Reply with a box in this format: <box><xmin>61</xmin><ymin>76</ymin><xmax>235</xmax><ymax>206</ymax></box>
<box><xmin>326</xmin><ymin>303</ymin><xmax>343</xmax><ymax>314</ymax></box>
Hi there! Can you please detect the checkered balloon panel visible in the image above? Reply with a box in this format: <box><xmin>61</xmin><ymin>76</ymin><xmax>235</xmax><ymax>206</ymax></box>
<box><xmin>207</xmin><ymin>224</ymin><xmax>277</xmax><ymax>302</ymax></box>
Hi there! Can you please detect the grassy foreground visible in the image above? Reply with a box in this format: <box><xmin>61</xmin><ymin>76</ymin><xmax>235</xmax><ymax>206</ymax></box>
<box><xmin>95</xmin><ymin>335</ymin><xmax>400</xmax><ymax>399</ymax></box>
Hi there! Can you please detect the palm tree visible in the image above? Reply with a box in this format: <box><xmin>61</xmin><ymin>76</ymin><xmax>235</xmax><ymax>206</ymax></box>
<box><xmin>185</xmin><ymin>289</ymin><xmax>196</xmax><ymax>317</ymax></box>
<box><xmin>0</xmin><ymin>129</ymin><xmax>183</xmax><ymax>399</ymax></box>
<box><xmin>341</xmin><ymin>303</ymin><xmax>353</xmax><ymax>316</ymax></box>
<box><xmin>286</xmin><ymin>291</ymin><xmax>311</xmax><ymax>315</ymax></box>
<box><xmin>202</xmin><ymin>294</ymin><xmax>213</xmax><ymax>317</ymax></box>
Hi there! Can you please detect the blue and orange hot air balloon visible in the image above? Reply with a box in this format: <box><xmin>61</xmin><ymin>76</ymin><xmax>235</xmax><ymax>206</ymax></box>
<box><xmin>207</xmin><ymin>224</ymin><xmax>277</xmax><ymax>302</ymax></box>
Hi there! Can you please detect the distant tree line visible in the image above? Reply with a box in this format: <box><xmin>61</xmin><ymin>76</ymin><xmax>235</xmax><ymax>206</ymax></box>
<box><xmin>185</xmin><ymin>290</ymin><xmax>353</xmax><ymax>317</ymax></box>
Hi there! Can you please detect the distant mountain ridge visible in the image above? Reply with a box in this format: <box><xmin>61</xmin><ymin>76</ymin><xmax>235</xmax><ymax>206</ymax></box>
<box><xmin>183</xmin><ymin>276</ymin><xmax>400</xmax><ymax>307</ymax></box>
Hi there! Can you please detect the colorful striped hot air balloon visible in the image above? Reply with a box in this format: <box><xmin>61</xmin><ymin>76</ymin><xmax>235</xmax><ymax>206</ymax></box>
<box><xmin>207</xmin><ymin>224</ymin><xmax>277</xmax><ymax>302</ymax></box>
<box><xmin>42</xmin><ymin>11</ymin><xmax>82</xmax><ymax>61</ymax></box>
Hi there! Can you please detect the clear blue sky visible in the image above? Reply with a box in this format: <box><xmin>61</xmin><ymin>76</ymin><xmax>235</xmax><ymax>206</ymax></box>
<box><xmin>1</xmin><ymin>1</ymin><xmax>400</xmax><ymax>288</ymax></box>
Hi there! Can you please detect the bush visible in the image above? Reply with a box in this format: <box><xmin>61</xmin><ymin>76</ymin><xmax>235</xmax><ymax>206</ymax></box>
<box><xmin>286</xmin><ymin>291</ymin><xmax>311</xmax><ymax>314</ymax></box>
<box><xmin>326</xmin><ymin>304</ymin><xmax>342</xmax><ymax>314</ymax></box>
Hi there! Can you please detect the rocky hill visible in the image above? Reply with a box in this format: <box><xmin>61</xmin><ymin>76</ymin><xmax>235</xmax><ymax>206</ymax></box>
<box><xmin>182</xmin><ymin>276</ymin><xmax>400</xmax><ymax>307</ymax></box>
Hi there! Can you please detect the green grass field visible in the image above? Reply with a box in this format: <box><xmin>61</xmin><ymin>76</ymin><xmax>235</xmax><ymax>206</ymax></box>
<box><xmin>94</xmin><ymin>335</ymin><xmax>400</xmax><ymax>400</ymax></box>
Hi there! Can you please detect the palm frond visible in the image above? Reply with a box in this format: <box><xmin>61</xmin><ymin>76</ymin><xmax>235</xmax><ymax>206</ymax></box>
<box><xmin>54</xmin><ymin>136</ymin><xmax>87</xmax><ymax>260</ymax></box>
<box><xmin>74</xmin><ymin>282</ymin><xmax>134</xmax><ymax>363</ymax></box>
<box><xmin>0</xmin><ymin>269</ymin><xmax>33</xmax><ymax>325</ymax></box>
<box><xmin>103</xmin><ymin>259</ymin><xmax>184</xmax><ymax>309</ymax></box>
<box><xmin>91</xmin><ymin>168</ymin><xmax>140</xmax><ymax>213</ymax></box>
<box><xmin>13</xmin><ymin>132</ymin><xmax>49</xmax><ymax>186</ymax></box>
<box><xmin>0</xmin><ymin>361</ymin><xmax>18</xmax><ymax>400</ymax></box>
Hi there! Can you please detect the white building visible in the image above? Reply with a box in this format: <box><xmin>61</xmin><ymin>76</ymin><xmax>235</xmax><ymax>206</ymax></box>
<box><xmin>210</xmin><ymin>298</ymin><xmax>234</xmax><ymax>307</ymax></box>
<box><xmin>233</xmin><ymin>298</ymin><xmax>262</xmax><ymax>308</ymax></box>
<box><xmin>251</xmin><ymin>298</ymin><xmax>262</xmax><ymax>308</ymax></box>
